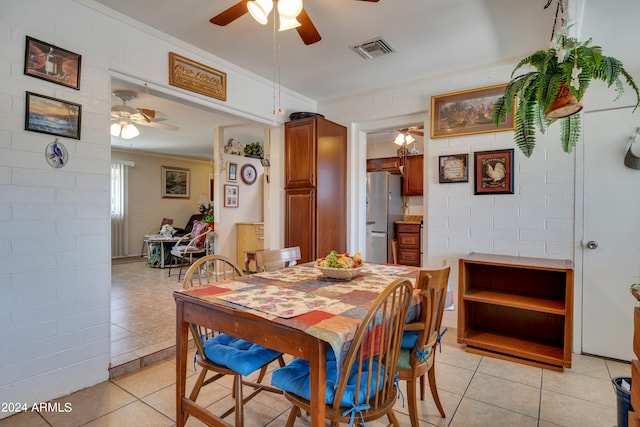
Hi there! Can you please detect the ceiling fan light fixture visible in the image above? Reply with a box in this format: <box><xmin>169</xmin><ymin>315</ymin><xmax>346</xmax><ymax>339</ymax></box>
<box><xmin>279</xmin><ymin>15</ymin><xmax>301</xmax><ymax>31</ymax></box>
<box><xmin>110</xmin><ymin>122</ymin><xmax>121</xmax><ymax>137</ymax></box>
<box><xmin>278</xmin><ymin>0</ymin><xmax>303</xmax><ymax>19</ymax></box>
<box><xmin>111</xmin><ymin>121</ymin><xmax>139</xmax><ymax>139</ymax></box>
<box><xmin>393</xmin><ymin>133</ymin><xmax>405</xmax><ymax>145</ymax></box>
<box><xmin>405</xmin><ymin>134</ymin><xmax>415</xmax><ymax>144</ymax></box>
<box><xmin>248</xmin><ymin>0</ymin><xmax>272</xmax><ymax>25</ymax></box>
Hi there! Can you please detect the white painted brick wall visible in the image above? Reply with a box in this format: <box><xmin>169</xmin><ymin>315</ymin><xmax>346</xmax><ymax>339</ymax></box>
<box><xmin>0</xmin><ymin>0</ymin><xmax>314</xmax><ymax>415</ymax></box>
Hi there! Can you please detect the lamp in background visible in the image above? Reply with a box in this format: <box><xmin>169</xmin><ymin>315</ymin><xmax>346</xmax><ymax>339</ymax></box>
<box><xmin>110</xmin><ymin>121</ymin><xmax>139</xmax><ymax>139</ymax></box>
<box><xmin>248</xmin><ymin>0</ymin><xmax>303</xmax><ymax>31</ymax></box>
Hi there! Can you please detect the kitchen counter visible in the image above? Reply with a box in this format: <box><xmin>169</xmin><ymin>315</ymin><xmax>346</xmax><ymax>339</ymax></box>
<box><xmin>395</xmin><ymin>215</ymin><xmax>423</xmax><ymax>225</ymax></box>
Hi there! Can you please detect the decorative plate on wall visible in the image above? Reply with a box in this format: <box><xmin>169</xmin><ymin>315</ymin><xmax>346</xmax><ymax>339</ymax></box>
<box><xmin>241</xmin><ymin>164</ymin><xmax>257</xmax><ymax>185</ymax></box>
<box><xmin>45</xmin><ymin>139</ymin><xmax>68</xmax><ymax>168</ymax></box>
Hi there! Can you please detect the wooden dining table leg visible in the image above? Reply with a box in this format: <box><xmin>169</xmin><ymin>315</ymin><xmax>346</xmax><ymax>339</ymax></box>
<box><xmin>309</xmin><ymin>340</ymin><xmax>326</xmax><ymax>426</ymax></box>
<box><xmin>175</xmin><ymin>300</ymin><xmax>188</xmax><ymax>427</ymax></box>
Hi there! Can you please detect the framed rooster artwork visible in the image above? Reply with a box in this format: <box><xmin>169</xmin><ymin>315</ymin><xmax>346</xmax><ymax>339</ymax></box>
<box><xmin>474</xmin><ymin>149</ymin><xmax>514</xmax><ymax>195</ymax></box>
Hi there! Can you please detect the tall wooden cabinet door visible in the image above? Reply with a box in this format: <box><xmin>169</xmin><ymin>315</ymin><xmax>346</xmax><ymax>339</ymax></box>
<box><xmin>285</xmin><ymin>188</ymin><xmax>316</xmax><ymax>263</ymax></box>
<box><xmin>285</xmin><ymin>118</ymin><xmax>316</xmax><ymax>189</ymax></box>
<box><xmin>316</xmin><ymin>118</ymin><xmax>347</xmax><ymax>257</ymax></box>
<box><xmin>403</xmin><ymin>155</ymin><xmax>423</xmax><ymax>196</ymax></box>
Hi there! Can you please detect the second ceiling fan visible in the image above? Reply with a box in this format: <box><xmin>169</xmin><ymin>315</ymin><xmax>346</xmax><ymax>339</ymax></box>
<box><xmin>210</xmin><ymin>0</ymin><xmax>379</xmax><ymax>45</ymax></box>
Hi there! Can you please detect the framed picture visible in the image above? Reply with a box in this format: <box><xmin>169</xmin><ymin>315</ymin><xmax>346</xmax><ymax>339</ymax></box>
<box><xmin>430</xmin><ymin>84</ymin><xmax>515</xmax><ymax>139</ymax></box>
<box><xmin>228</xmin><ymin>162</ymin><xmax>237</xmax><ymax>181</ymax></box>
<box><xmin>224</xmin><ymin>184</ymin><xmax>239</xmax><ymax>208</ymax></box>
<box><xmin>24</xmin><ymin>36</ymin><xmax>81</xmax><ymax>90</ymax></box>
<box><xmin>169</xmin><ymin>52</ymin><xmax>227</xmax><ymax>101</ymax></box>
<box><xmin>25</xmin><ymin>92</ymin><xmax>81</xmax><ymax>139</ymax></box>
<box><xmin>474</xmin><ymin>149</ymin><xmax>514</xmax><ymax>195</ymax></box>
<box><xmin>161</xmin><ymin>166</ymin><xmax>190</xmax><ymax>198</ymax></box>
<box><xmin>439</xmin><ymin>154</ymin><xmax>468</xmax><ymax>183</ymax></box>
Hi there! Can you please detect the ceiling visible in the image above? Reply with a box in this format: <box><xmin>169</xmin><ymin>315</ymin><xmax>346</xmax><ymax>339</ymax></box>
<box><xmin>97</xmin><ymin>0</ymin><xmax>557</xmax><ymax>159</ymax></box>
<box><xmin>110</xmin><ymin>78</ymin><xmax>265</xmax><ymax>159</ymax></box>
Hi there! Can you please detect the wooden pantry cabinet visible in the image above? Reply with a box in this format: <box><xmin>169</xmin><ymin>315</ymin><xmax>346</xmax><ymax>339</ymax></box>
<box><xmin>458</xmin><ymin>253</ymin><xmax>573</xmax><ymax>371</ymax></box>
<box><xmin>284</xmin><ymin>116</ymin><xmax>347</xmax><ymax>263</ymax></box>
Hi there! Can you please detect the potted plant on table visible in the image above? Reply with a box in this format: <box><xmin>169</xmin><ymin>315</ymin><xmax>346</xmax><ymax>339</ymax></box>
<box><xmin>492</xmin><ymin>22</ymin><xmax>640</xmax><ymax>157</ymax></box>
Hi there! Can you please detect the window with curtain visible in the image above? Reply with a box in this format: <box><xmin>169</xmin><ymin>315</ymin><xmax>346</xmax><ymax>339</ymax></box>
<box><xmin>111</xmin><ymin>161</ymin><xmax>134</xmax><ymax>258</ymax></box>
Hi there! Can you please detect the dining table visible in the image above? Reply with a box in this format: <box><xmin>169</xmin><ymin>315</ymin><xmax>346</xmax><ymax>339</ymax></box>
<box><xmin>173</xmin><ymin>262</ymin><xmax>421</xmax><ymax>427</ymax></box>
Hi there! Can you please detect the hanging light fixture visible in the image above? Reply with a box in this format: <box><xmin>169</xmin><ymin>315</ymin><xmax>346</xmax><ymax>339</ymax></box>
<box><xmin>110</xmin><ymin>121</ymin><xmax>140</xmax><ymax>139</ymax></box>
<box><xmin>394</xmin><ymin>132</ymin><xmax>415</xmax><ymax>145</ymax></box>
<box><xmin>248</xmin><ymin>0</ymin><xmax>303</xmax><ymax>31</ymax></box>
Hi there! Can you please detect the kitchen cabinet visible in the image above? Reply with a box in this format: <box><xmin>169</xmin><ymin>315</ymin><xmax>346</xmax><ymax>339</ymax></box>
<box><xmin>285</xmin><ymin>117</ymin><xmax>347</xmax><ymax>263</ymax></box>
<box><xmin>236</xmin><ymin>222</ymin><xmax>264</xmax><ymax>272</ymax></box>
<box><xmin>402</xmin><ymin>154</ymin><xmax>423</xmax><ymax>196</ymax></box>
<box><xmin>366</xmin><ymin>157</ymin><xmax>402</xmax><ymax>174</ymax></box>
<box><xmin>458</xmin><ymin>253</ymin><xmax>573</xmax><ymax>371</ymax></box>
<box><xmin>395</xmin><ymin>222</ymin><xmax>421</xmax><ymax>266</ymax></box>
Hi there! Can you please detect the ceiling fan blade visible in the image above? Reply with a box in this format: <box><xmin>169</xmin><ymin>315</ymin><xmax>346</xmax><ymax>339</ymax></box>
<box><xmin>410</xmin><ymin>131</ymin><xmax>424</xmax><ymax>137</ymax></box>
<box><xmin>296</xmin><ymin>8</ymin><xmax>321</xmax><ymax>45</ymax></box>
<box><xmin>137</xmin><ymin>108</ymin><xmax>156</xmax><ymax>123</ymax></box>
<box><xmin>210</xmin><ymin>0</ymin><xmax>250</xmax><ymax>26</ymax></box>
<box><xmin>134</xmin><ymin>120</ymin><xmax>179</xmax><ymax>131</ymax></box>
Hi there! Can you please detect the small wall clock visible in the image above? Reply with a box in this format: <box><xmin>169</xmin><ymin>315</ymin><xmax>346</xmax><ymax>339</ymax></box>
<box><xmin>241</xmin><ymin>164</ymin><xmax>257</xmax><ymax>185</ymax></box>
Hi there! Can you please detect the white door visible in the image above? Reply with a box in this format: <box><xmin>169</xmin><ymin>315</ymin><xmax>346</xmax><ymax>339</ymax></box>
<box><xmin>582</xmin><ymin>107</ymin><xmax>639</xmax><ymax>361</ymax></box>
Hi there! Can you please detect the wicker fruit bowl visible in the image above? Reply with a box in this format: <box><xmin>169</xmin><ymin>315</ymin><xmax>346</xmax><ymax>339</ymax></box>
<box><xmin>316</xmin><ymin>265</ymin><xmax>364</xmax><ymax>280</ymax></box>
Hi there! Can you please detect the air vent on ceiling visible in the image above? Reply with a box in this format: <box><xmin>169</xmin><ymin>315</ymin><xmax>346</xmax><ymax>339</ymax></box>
<box><xmin>351</xmin><ymin>37</ymin><xmax>395</xmax><ymax>59</ymax></box>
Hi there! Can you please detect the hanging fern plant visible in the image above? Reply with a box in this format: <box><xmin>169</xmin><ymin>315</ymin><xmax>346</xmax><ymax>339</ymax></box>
<box><xmin>493</xmin><ymin>34</ymin><xmax>640</xmax><ymax>157</ymax></box>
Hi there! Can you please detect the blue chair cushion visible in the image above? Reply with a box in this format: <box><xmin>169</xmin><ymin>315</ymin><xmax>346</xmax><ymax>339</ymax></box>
<box><xmin>401</xmin><ymin>330</ymin><xmax>420</xmax><ymax>349</ymax></box>
<box><xmin>203</xmin><ymin>333</ymin><xmax>282</xmax><ymax>376</ymax></box>
<box><xmin>271</xmin><ymin>356</ymin><xmax>386</xmax><ymax>407</ymax></box>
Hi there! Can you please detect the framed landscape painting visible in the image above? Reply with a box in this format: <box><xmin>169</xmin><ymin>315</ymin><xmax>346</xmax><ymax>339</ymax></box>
<box><xmin>162</xmin><ymin>166</ymin><xmax>190</xmax><ymax>198</ymax></box>
<box><xmin>431</xmin><ymin>84</ymin><xmax>514</xmax><ymax>139</ymax></box>
<box><xmin>25</xmin><ymin>92</ymin><xmax>81</xmax><ymax>139</ymax></box>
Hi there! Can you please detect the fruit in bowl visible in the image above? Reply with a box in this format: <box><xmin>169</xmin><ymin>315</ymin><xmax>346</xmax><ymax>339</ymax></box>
<box><xmin>316</xmin><ymin>250</ymin><xmax>363</xmax><ymax>268</ymax></box>
<box><xmin>316</xmin><ymin>251</ymin><xmax>364</xmax><ymax>279</ymax></box>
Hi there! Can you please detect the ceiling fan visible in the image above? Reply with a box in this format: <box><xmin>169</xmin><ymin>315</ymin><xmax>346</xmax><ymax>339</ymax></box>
<box><xmin>369</xmin><ymin>125</ymin><xmax>425</xmax><ymax>139</ymax></box>
<box><xmin>110</xmin><ymin>90</ymin><xmax>179</xmax><ymax>139</ymax></box>
<box><xmin>210</xmin><ymin>0</ymin><xmax>379</xmax><ymax>45</ymax></box>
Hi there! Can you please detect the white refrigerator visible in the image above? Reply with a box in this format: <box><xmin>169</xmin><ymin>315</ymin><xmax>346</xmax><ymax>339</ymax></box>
<box><xmin>366</xmin><ymin>171</ymin><xmax>404</xmax><ymax>264</ymax></box>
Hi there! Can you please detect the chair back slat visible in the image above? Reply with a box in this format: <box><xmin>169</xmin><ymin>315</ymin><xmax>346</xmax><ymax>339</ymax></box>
<box><xmin>183</xmin><ymin>254</ymin><xmax>245</xmax><ymax>288</ymax></box>
<box><xmin>183</xmin><ymin>255</ymin><xmax>245</xmax><ymax>349</ymax></box>
<box><xmin>255</xmin><ymin>246</ymin><xmax>301</xmax><ymax>271</ymax></box>
<box><xmin>330</xmin><ymin>278</ymin><xmax>413</xmax><ymax>417</ymax></box>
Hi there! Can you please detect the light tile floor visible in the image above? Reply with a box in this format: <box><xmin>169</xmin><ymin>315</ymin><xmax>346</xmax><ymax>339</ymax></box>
<box><xmin>0</xmin><ymin>259</ymin><xmax>628</xmax><ymax>426</ymax></box>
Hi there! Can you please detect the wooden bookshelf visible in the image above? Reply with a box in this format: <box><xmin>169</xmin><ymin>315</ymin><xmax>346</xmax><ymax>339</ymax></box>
<box><xmin>457</xmin><ymin>253</ymin><xmax>573</xmax><ymax>371</ymax></box>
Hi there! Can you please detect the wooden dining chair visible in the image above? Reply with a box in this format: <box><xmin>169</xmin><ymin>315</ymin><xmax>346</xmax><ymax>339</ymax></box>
<box><xmin>396</xmin><ymin>261</ymin><xmax>450</xmax><ymax>426</ymax></box>
<box><xmin>271</xmin><ymin>278</ymin><xmax>414</xmax><ymax>427</ymax></box>
<box><xmin>182</xmin><ymin>255</ymin><xmax>285</xmax><ymax>426</ymax></box>
<box><xmin>254</xmin><ymin>246</ymin><xmax>301</xmax><ymax>272</ymax></box>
